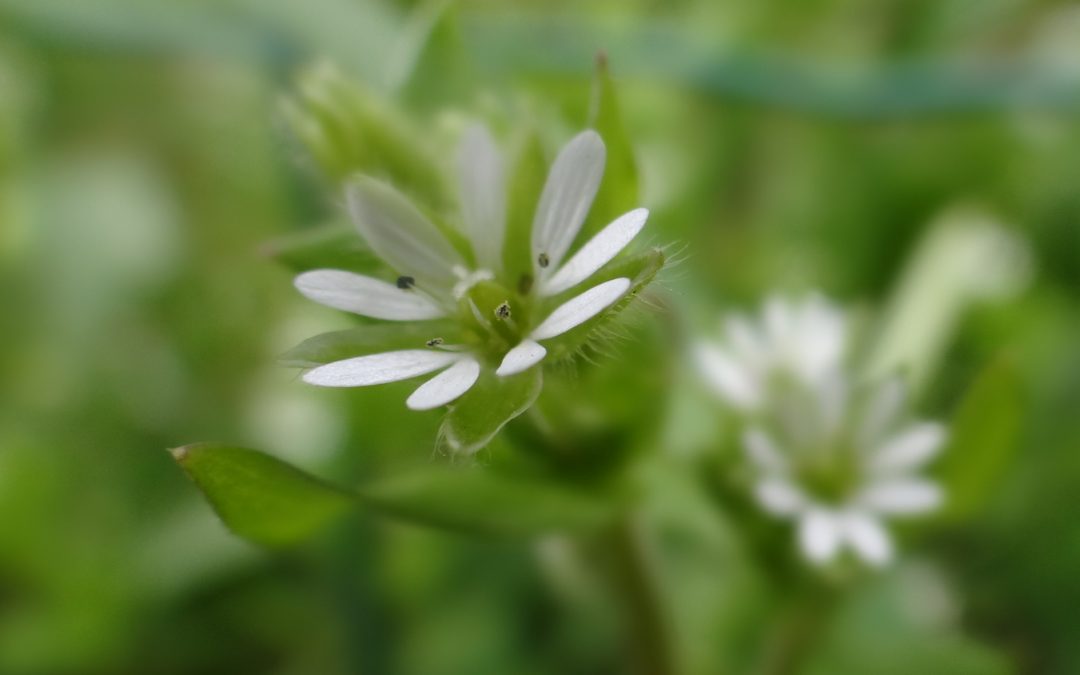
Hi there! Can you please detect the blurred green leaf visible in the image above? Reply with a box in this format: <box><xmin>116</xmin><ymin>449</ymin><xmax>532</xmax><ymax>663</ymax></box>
<box><xmin>283</xmin><ymin>63</ymin><xmax>451</xmax><ymax>209</ymax></box>
<box><xmin>439</xmin><ymin>368</ymin><xmax>543</xmax><ymax>455</ymax></box>
<box><xmin>280</xmin><ymin>321</ymin><xmax>464</xmax><ymax>367</ymax></box>
<box><xmin>260</xmin><ymin>222</ymin><xmax>387</xmax><ymax>275</ymax></box>
<box><xmin>936</xmin><ymin>357</ymin><xmax>1023</xmax><ymax>522</ymax></box>
<box><xmin>172</xmin><ymin>441</ymin><xmax>615</xmax><ymax>544</ymax></box>
<box><xmin>582</xmin><ymin>53</ymin><xmax>639</xmax><ymax>241</ymax></box>
<box><xmin>170</xmin><ymin>443</ymin><xmax>354</xmax><ymax>547</ymax></box>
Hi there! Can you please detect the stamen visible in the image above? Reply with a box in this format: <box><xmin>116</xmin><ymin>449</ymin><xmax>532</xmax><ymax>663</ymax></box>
<box><xmin>494</xmin><ymin>302</ymin><xmax>512</xmax><ymax>320</ymax></box>
<box><xmin>425</xmin><ymin>337</ymin><xmax>444</xmax><ymax>348</ymax></box>
<box><xmin>518</xmin><ymin>274</ymin><xmax>534</xmax><ymax>295</ymax></box>
<box><xmin>396</xmin><ymin>275</ymin><xmax>415</xmax><ymax>290</ymax></box>
<box><xmin>537</xmin><ymin>252</ymin><xmax>550</xmax><ymax>268</ymax></box>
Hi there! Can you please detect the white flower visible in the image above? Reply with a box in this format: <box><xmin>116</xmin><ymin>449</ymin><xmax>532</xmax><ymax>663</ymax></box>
<box><xmin>695</xmin><ymin>294</ymin><xmax>846</xmax><ymax>411</ymax></box>
<box><xmin>697</xmin><ymin>295</ymin><xmax>946</xmax><ymax>567</ymax></box>
<box><xmin>747</xmin><ymin>375</ymin><xmax>945</xmax><ymax>567</ymax></box>
<box><xmin>293</xmin><ymin>126</ymin><xmax>649</xmax><ymax>410</ymax></box>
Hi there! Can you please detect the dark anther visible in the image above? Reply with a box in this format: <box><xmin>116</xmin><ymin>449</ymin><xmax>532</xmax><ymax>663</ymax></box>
<box><xmin>425</xmin><ymin>337</ymin><xmax>444</xmax><ymax>347</ymax></box>
<box><xmin>537</xmin><ymin>252</ymin><xmax>550</xmax><ymax>268</ymax></box>
<box><xmin>396</xmin><ymin>275</ymin><xmax>415</xmax><ymax>289</ymax></box>
<box><xmin>518</xmin><ymin>274</ymin><xmax>534</xmax><ymax>295</ymax></box>
<box><xmin>494</xmin><ymin>302</ymin><xmax>512</xmax><ymax>320</ymax></box>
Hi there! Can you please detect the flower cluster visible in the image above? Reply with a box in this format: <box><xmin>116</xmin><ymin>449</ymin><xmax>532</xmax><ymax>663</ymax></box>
<box><xmin>697</xmin><ymin>295</ymin><xmax>945</xmax><ymax>567</ymax></box>
<box><xmin>293</xmin><ymin>126</ymin><xmax>650</xmax><ymax>412</ymax></box>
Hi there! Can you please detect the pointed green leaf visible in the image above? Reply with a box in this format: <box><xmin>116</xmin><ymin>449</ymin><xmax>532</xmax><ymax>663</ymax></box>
<box><xmin>280</xmin><ymin>321</ymin><xmax>464</xmax><ymax>367</ymax></box>
<box><xmin>171</xmin><ymin>442</ymin><xmax>615</xmax><ymax>544</ymax></box>
<box><xmin>581</xmin><ymin>53</ymin><xmax>639</xmax><ymax>241</ymax></box>
<box><xmin>936</xmin><ymin>357</ymin><xmax>1023</xmax><ymax>522</ymax></box>
<box><xmin>439</xmin><ymin>367</ymin><xmax>543</xmax><ymax>455</ymax></box>
<box><xmin>260</xmin><ymin>223</ymin><xmax>388</xmax><ymax>275</ymax></box>
<box><xmin>170</xmin><ymin>443</ymin><xmax>354</xmax><ymax>547</ymax></box>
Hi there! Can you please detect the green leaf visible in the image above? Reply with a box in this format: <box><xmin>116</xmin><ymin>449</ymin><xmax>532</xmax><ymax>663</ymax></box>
<box><xmin>260</xmin><ymin>222</ymin><xmax>387</xmax><ymax>275</ymax></box>
<box><xmin>936</xmin><ymin>357</ymin><xmax>1023</xmax><ymax>522</ymax></box>
<box><xmin>544</xmin><ymin>247</ymin><xmax>666</xmax><ymax>361</ymax></box>
<box><xmin>581</xmin><ymin>53</ymin><xmax>639</xmax><ymax>241</ymax></box>
<box><xmin>439</xmin><ymin>367</ymin><xmax>543</xmax><ymax>455</ymax></box>
<box><xmin>170</xmin><ymin>443</ymin><xmax>354</xmax><ymax>547</ymax></box>
<box><xmin>171</xmin><ymin>442</ymin><xmax>615</xmax><ymax>545</ymax></box>
<box><xmin>280</xmin><ymin>321</ymin><xmax>464</xmax><ymax>367</ymax></box>
<box><xmin>359</xmin><ymin>467</ymin><xmax>615</xmax><ymax>536</ymax></box>
<box><xmin>503</xmin><ymin>130</ymin><xmax>547</xmax><ymax>289</ymax></box>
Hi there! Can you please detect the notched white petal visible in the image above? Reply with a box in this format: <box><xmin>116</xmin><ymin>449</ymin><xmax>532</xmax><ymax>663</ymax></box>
<box><xmin>858</xmin><ymin>479</ymin><xmax>943</xmax><ymax>515</ymax></box>
<box><xmin>841</xmin><ymin>512</ymin><xmax>893</xmax><ymax>566</ymax></box>
<box><xmin>870</xmin><ymin>423</ymin><xmax>946</xmax><ymax>473</ymax></box>
<box><xmin>302</xmin><ymin>350</ymin><xmax>459</xmax><ymax>388</ymax></box>
<box><xmin>294</xmin><ymin>269</ymin><xmax>445</xmax><ymax>320</ymax></box>
<box><xmin>496</xmin><ymin>340</ymin><xmax>547</xmax><ymax>377</ymax></box>
<box><xmin>530</xmin><ymin>277</ymin><xmax>631</xmax><ymax>341</ymax></box>
<box><xmin>531</xmin><ymin>130</ymin><xmax>606</xmax><ymax>274</ymax></box>
<box><xmin>457</xmin><ymin>125</ymin><xmax>505</xmax><ymax>271</ymax></box>
<box><xmin>406</xmin><ymin>357</ymin><xmax>481</xmax><ymax>410</ymax></box>
<box><xmin>345</xmin><ymin>177</ymin><xmax>464</xmax><ymax>286</ymax></box>
<box><xmin>541</xmin><ymin>208</ymin><xmax>648</xmax><ymax>296</ymax></box>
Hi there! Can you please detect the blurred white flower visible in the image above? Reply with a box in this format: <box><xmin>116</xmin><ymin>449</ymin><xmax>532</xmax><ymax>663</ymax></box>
<box><xmin>695</xmin><ymin>294</ymin><xmax>846</xmax><ymax>411</ymax></box>
<box><xmin>697</xmin><ymin>295</ymin><xmax>946</xmax><ymax>567</ymax></box>
<box><xmin>294</xmin><ymin>127</ymin><xmax>648</xmax><ymax>410</ymax></box>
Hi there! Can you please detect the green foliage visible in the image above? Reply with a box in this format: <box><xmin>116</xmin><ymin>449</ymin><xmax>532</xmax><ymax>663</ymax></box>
<box><xmin>171</xmin><ymin>442</ymin><xmax>616</xmax><ymax>543</ymax></box>
<box><xmin>279</xmin><ymin>321</ymin><xmax>465</xmax><ymax>367</ymax></box>
<box><xmin>439</xmin><ymin>367</ymin><xmax>543</xmax><ymax>455</ymax></box>
<box><xmin>171</xmin><ymin>443</ymin><xmax>355</xmax><ymax>547</ymax></box>
<box><xmin>260</xmin><ymin>222</ymin><xmax>387</xmax><ymax>275</ymax></box>
<box><xmin>936</xmin><ymin>357</ymin><xmax>1023</xmax><ymax>522</ymax></box>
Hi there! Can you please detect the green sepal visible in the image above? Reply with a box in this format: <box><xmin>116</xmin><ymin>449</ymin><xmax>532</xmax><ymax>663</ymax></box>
<box><xmin>935</xmin><ymin>357</ymin><xmax>1023</xmax><ymax>522</ymax></box>
<box><xmin>261</xmin><ymin>223</ymin><xmax>387</xmax><ymax>275</ymax></box>
<box><xmin>170</xmin><ymin>441</ymin><xmax>614</xmax><ymax>545</ymax></box>
<box><xmin>503</xmin><ymin>130</ymin><xmax>547</xmax><ymax>290</ymax></box>
<box><xmin>280</xmin><ymin>321</ymin><xmax>464</xmax><ymax>368</ymax></box>
<box><xmin>170</xmin><ymin>443</ymin><xmax>354</xmax><ymax>547</ymax></box>
<box><xmin>439</xmin><ymin>367</ymin><xmax>543</xmax><ymax>455</ymax></box>
<box><xmin>581</xmin><ymin>54</ymin><xmax>639</xmax><ymax>242</ymax></box>
<box><xmin>543</xmin><ymin>247</ymin><xmax>665</xmax><ymax>362</ymax></box>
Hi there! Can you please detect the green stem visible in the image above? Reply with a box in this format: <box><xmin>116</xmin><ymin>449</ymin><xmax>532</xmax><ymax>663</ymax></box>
<box><xmin>757</xmin><ymin>584</ymin><xmax>839</xmax><ymax>675</ymax></box>
<box><xmin>605</xmin><ymin>514</ymin><xmax>678</xmax><ymax>675</ymax></box>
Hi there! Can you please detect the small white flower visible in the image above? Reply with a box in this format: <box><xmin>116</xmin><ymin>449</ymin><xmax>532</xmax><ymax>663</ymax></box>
<box><xmin>294</xmin><ymin>127</ymin><xmax>649</xmax><ymax>410</ymax></box>
<box><xmin>695</xmin><ymin>294</ymin><xmax>846</xmax><ymax>411</ymax></box>
<box><xmin>698</xmin><ymin>295</ymin><xmax>946</xmax><ymax>567</ymax></box>
<box><xmin>746</xmin><ymin>375</ymin><xmax>944</xmax><ymax>567</ymax></box>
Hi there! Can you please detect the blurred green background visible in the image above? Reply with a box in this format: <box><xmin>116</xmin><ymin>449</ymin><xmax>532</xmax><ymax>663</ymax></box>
<box><xmin>2</xmin><ymin>0</ymin><xmax>1079</xmax><ymax>673</ymax></box>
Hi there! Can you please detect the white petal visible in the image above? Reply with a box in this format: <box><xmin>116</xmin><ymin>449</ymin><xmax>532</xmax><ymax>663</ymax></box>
<box><xmin>755</xmin><ymin>478</ymin><xmax>805</xmax><ymax>515</ymax></box>
<box><xmin>406</xmin><ymin>357</ymin><xmax>481</xmax><ymax>410</ymax></box>
<box><xmin>540</xmin><ymin>208</ymin><xmax>648</xmax><ymax>296</ymax></box>
<box><xmin>294</xmin><ymin>269</ymin><xmax>445</xmax><ymax>320</ymax></box>
<box><xmin>531</xmin><ymin>130</ymin><xmax>606</xmax><ymax>275</ymax></box>
<box><xmin>858</xmin><ymin>479</ymin><xmax>943</xmax><ymax>515</ymax></box>
<box><xmin>302</xmin><ymin>350</ymin><xmax>459</xmax><ymax>388</ymax></box>
<box><xmin>870</xmin><ymin>423</ymin><xmax>946</xmax><ymax>473</ymax></box>
<box><xmin>725</xmin><ymin>315</ymin><xmax>767</xmax><ymax>367</ymax></box>
<box><xmin>496</xmin><ymin>340</ymin><xmax>547</xmax><ymax>376</ymax></box>
<box><xmin>530</xmin><ymin>277</ymin><xmax>631</xmax><ymax>341</ymax></box>
<box><xmin>694</xmin><ymin>342</ymin><xmax>760</xmax><ymax>410</ymax></box>
<box><xmin>457</xmin><ymin>125</ymin><xmax>505</xmax><ymax>271</ymax></box>
<box><xmin>345</xmin><ymin>177</ymin><xmax>464</xmax><ymax>288</ymax></box>
<box><xmin>841</xmin><ymin>512</ymin><xmax>893</xmax><ymax>566</ymax></box>
<box><xmin>799</xmin><ymin>509</ymin><xmax>842</xmax><ymax>564</ymax></box>
<box><xmin>743</xmin><ymin>428</ymin><xmax>788</xmax><ymax>472</ymax></box>
<box><xmin>790</xmin><ymin>295</ymin><xmax>846</xmax><ymax>382</ymax></box>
